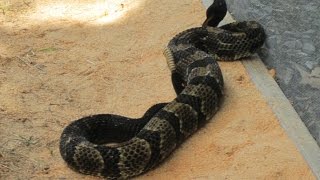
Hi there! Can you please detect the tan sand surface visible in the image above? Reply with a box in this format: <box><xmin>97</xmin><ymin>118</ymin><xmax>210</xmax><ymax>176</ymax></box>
<box><xmin>0</xmin><ymin>0</ymin><xmax>314</xmax><ymax>179</ymax></box>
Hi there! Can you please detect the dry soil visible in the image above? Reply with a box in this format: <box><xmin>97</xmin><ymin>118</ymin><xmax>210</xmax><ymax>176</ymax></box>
<box><xmin>0</xmin><ymin>0</ymin><xmax>314</xmax><ymax>179</ymax></box>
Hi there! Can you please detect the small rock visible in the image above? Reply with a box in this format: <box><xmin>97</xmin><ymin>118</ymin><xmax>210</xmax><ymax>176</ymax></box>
<box><xmin>282</xmin><ymin>40</ymin><xmax>296</xmax><ymax>49</ymax></box>
<box><xmin>295</xmin><ymin>40</ymin><xmax>303</xmax><ymax>49</ymax></box>
<box><xmin>268</xmin><ymin>68</ymin><xmax>276</xmax><ymax>78</ymax></box>
<box><xmin>310</xmin><ymin>67</ymin><xmax>320</xmax><ymax>78</ymax></box>
<box><xmin>266</xmin><ymin>35</ymin><xmax>279</xmax><ymax>49</ymax></box>
<box><xmin>236</xmin><ymin>75</ymin><xmax>244</xmax><ymax>83</ymax></box>
<box><xmin>305</xmin><ymin>61</ymin><xmax>316</xmax><ymax>70</ymax></box>
<box><xmin>283</xmin><ymin>31</ymin><xmax>296</xmax><ymax>38</ymax></box>
<box><xmin>302</xmin><ymin>42</ymin><xmax>315</xmax><ymax>54</ymax></box>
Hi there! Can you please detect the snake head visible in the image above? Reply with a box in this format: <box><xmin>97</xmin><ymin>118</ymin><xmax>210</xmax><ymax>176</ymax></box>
<box><xmin>202</xmin><ymin>0</ymin><xmax>227</xmax><ymax>27</ymax></box>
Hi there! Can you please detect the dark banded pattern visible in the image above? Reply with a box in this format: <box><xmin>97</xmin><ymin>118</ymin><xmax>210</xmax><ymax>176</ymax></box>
<box><xmin>59</xmin><ymin>0</ymin><xmax>265</xmax><ymax>179</ymax></box>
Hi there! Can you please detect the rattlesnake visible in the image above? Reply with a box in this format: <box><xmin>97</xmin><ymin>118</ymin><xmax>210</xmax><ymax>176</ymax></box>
<box><xmin>59</xmin><ymin>0</ymin><xmax>265</xmax><ymax>179</ymax></box>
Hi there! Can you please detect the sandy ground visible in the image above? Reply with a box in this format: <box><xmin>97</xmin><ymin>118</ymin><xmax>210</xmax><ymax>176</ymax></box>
<box><xmin>0</xmin><ymin>0</ymin><xmax>315</xmax><ymax>179</ymax></box>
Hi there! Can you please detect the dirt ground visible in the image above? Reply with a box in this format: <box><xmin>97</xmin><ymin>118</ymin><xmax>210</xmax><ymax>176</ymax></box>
<box><xmin>0</xmin><ymin>0</ymin><xmax>315</xmax><ymax>179</ymax></box>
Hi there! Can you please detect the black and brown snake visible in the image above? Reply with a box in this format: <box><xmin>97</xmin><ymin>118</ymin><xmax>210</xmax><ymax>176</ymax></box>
<box><xmin>59</xmin><ymin>0</ymin><xmax>266</xmax><ymax>179</ymax></box>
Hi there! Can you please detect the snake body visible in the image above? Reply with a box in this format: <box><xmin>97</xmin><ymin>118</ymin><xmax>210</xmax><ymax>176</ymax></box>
<box><xmin>59</xmin><ymin>0</ymin><xmax>265</xmax><ymax>179</ymax></box>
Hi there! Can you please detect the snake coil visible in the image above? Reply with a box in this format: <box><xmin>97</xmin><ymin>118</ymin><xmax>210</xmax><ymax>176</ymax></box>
<box><xmin>59</xmin><ymin>0</ymin><xmax>265</xmax><ymax>179</ymax></box>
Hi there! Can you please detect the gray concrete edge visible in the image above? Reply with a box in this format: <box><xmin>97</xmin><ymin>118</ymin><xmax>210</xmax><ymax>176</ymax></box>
<box><xmin>201</xmin><ymin>1</ymin><xmax>320</xmax><ymax>178</ymax></box>
<box><xmin>242</xmin><ymin>56</ymin><xmax>320</xmax><ymax>179</ymax></box>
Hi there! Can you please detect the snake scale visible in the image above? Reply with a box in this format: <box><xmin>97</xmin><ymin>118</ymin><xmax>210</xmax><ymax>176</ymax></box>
<box><xmin>59</xmin><ymin>0</ymin><xmax>266</xmax><ymax>179</ymax></box>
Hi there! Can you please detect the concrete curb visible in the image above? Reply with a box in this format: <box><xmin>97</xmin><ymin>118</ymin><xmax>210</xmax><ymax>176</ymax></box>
<box><xmin>202</xmin><ymin>1</ymin><xmax>320</xmax><ymax>178</ymax></box>
<box><xmin>242</xmin><ymin>56</ymin><xmax>320</xmax><ymax>179</ymax></box>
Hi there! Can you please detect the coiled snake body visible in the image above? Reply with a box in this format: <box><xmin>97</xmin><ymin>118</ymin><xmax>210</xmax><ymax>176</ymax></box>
<box><xmin>59</xmin><ymin>0</ymin><xmax>265</xmax><ymax>179</ymax></box>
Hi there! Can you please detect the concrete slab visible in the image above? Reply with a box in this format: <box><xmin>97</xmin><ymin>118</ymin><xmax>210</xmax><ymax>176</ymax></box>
<box><xmin>225</xmin><ymin>0</ymin><xmax>320</xmax><ymax>146</ymax></box>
